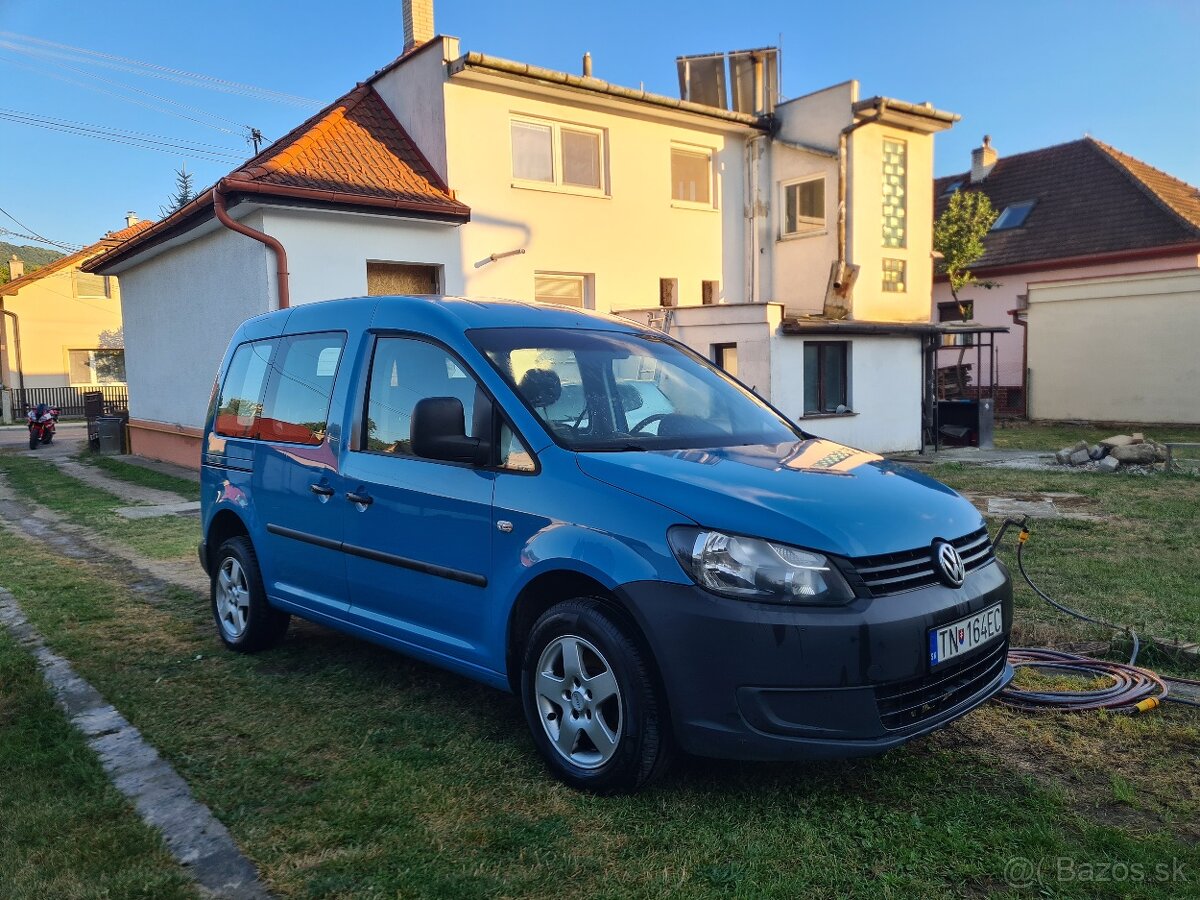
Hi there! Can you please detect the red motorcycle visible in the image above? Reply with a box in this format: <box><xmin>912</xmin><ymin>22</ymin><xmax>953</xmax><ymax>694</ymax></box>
<box><xmin>26</xmin><ymin>403</ymin><xmax>59</xmax><ymax>450</ymax></box>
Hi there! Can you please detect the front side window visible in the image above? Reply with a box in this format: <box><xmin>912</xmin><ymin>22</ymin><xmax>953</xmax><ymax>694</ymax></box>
<box><xmin>782</xmin><ymin>176</ymin><xmax>825</xmax><ymax>235</ymax></box>
<box><xmin>671</xmin><ymin>146</ymin><xmax>713</xmax><ymax>205</ymax></box>
<box><xmin>470</xmin><ymin>328</ymin><xmax>798</xmax><ymax>452</ymax></box>
<box><xmin>68</xmin><ymin>348</ymin><xmax>126</xmax><ymax>385</ymax></box>
<box><xmin>803</xmin><ymin>342</ymin><xmax>849</xmax><ymax>415</ymax></box>
<box><xmin>511</xmin><ymin>117</ymin><xmax>605</xmax><ymax>192</ymax></box>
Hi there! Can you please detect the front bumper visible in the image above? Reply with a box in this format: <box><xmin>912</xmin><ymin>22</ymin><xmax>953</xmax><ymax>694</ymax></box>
<box><xmin>617</xmin><ymin>560</ymin><xmax>1013</xmax><ymax>761</ymax></box>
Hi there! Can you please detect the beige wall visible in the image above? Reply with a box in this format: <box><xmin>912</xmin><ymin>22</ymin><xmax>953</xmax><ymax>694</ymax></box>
<box><xmin>848</xmin><ymin>122</ymin><xmax>937</xmax><ymax>323</ymax></box>
<box><xmin>1</xmin><ymin>263</ymin><xmax>125</xmax><ymax>389</ymax></box>
<box><xmin>1027</xmin><ymin>268</ymin><xmax>1200</xmax><ymax>423</ymax></box>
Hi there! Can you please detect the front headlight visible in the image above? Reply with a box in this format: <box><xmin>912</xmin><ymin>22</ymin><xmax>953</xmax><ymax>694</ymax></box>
<box><xmin>668</xmin><ymin>527</ymin><xmax>855</xmax><ymax>604</ymax></box>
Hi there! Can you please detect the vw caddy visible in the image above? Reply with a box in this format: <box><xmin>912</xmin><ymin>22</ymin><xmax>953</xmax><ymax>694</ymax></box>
<box><xmin>200</xmin><ymin>296</ymin><xmax>1013</xmax><ymax>793</ymax></box>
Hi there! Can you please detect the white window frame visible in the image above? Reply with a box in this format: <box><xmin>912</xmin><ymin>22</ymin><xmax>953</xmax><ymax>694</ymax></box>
<box><xmin>67</xmin><ymin>348</ymin><xmax>126</xmax><ymax>386</ymax></box>
<box><xmin>670</xmin><ymin>142</ymin><xmax>717</xmax><ymax>210</ymax></box>
<box><xmin>510</xmin><ymin>115</ymin><xmax>608</xmax><ymax>197</ymax></box>
<box><xmin>779</xmin><ymin>174</ymin><xmax>827</xmax><ymax>239</ymax></box>
<box><xmin>533</xmin><ymin>272</ymin><xmax>594</xmax><ymax>310</ymax></box>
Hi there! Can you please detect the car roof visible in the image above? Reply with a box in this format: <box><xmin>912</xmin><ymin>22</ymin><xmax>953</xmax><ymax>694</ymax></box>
<box><xmin>248</xmin><ymin>294</ymin><xmax>652</xmax><ymax>336</ymax></box>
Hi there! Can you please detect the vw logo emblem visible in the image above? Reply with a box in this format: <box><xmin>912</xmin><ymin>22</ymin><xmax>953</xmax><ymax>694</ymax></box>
<box><xmin>934</xmin><ymin>541</ymin><xmax>966</xmax><ymax>588</ymax></box>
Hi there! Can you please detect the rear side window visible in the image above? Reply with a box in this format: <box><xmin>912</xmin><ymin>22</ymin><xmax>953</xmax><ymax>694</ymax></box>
<box><xmin>258</xmin><ymin>332</ymin><xmax>346</xmax><ymax>444</ymax></box>
<box><xmin>215</xmin><ymin>339</ymin><xmax>275</xmax><ymax>438</ymax></box>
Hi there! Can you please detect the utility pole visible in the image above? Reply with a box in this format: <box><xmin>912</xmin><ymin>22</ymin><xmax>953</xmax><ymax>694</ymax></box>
<box><xmin>246</xmin><ymin>126</ymin><xmax>265</xmax><ymax>155</ymax></box>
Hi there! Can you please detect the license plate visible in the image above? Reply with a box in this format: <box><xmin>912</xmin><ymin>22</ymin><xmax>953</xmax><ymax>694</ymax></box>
<box><xmin>929</xmin><ymin>603</ymin><xmax>1004</xmax><ymax>667</ymax></box>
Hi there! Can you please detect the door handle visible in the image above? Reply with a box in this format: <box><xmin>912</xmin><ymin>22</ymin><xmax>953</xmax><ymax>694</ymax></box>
<box><xmin>345</xmin><ymin>491</ymin><xmax>374</xmax><ymax>506</ymax></box>
<box><xmin>309</xmin><ymin>483</ymin><xmax>335</xmax><ymax>497</ymax></box>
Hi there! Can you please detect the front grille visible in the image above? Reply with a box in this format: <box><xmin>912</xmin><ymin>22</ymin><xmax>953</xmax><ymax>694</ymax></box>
<box><xmin>850</xmin><ymin>526</ymin><xmax>994</xmax><ymax>597</ymax></box>
<box><xmin>876</xmin><ymin>639</ymin><xmax>1009</xmax><ymax>731</ymax></box>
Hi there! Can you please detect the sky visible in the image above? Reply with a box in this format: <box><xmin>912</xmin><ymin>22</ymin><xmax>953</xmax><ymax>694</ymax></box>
<box><xmin>1</xmin><ymin>0</ymin><xmax>1197</xmax><ymax>250</ymax></box>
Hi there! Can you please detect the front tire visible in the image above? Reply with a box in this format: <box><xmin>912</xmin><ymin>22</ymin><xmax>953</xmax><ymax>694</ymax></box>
<box><xmin>211</xmin><ymin>536</ymin><xmax>289</xmax><ymax>652</ymax></box>
<box><xmin>28</xmin><ymin>431</ymin><xmax>38</xmax><ymax>450</ymax></box>
<box><xmin>521</xmin><ymin>598</ymin><xmax>672</xmax><ymax>793</ymax></box>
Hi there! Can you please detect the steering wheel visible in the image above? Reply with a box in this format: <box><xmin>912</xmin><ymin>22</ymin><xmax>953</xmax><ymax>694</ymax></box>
<box><xmin>630</xmin><ymin>412</ymin><xmax>671</xmax><ymax>434</ymax></box>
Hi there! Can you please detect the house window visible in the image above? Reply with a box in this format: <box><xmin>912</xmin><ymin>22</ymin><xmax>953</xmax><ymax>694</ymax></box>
<box><xmin>74</xmin><ymin>271</ymin><xmax>111</xmax><ymax>298</ymax></box>
<box><xmin>803</xmin><ymin>342</ymin><xmax>849</xmax><ymax>415</ymax></box>
<box><xmin>367</xmin><ymin>262</ymin><xmax>440</xmax><ymax>295</ymax></box>
<box><xmin>881</xmin><ymin>139</ymin><xmax>907</xmax><ymax>248</ymax></box>
<box><xmin>534</xmin><ymin>272</ymin><xmax>591</xmax><ymax>309</ymax></box>
<box><xmin>940</xmin><ymin>179</ymin><xmax>964</xmax><ymax>197</ymax></box>
<box><xmin>68</xmin><ymin>349</ymin><xmax>126</xmax><ymax>385</ymax></box>
<box><xmin>511</xmin><ymin>117</ymin><xmax>605</xmax><ymax>192</ymax></box>
<box><xmin>938</xmin><ymin>300</ymin><xmax>974</xmax><ymax>322</ymax></box>
<box><xmin>782</xmin><ymin>175</ymin><xmax>825</xmax><ymax>235</ymax></box>
<box><xmin>671</xmin><ymin>145</ymin><xmax>713</xmax><ymax>206</ymax></box>
<box><xmin>992</xmin><ymin>200</ymin><xmax>1036</xmax><ymax>231</ymax></box>
<box><xmin>713</xmin><ymin>343</ymin><xmax>738</xmax><ymax>378</ymax></box>
<box><xmin>701</xmin><ymin>280</ymin><xmax>719</xmax><ymax>305</ymax></box>
<box><xmin>882</xmin><ymin>258</ymin><xmax>907</xmax><ymax>293</ymax></box>
<box><xmin>659</xmin><ymin>278</ymin><xmax>678</xmax><ymax>307</ymax></box>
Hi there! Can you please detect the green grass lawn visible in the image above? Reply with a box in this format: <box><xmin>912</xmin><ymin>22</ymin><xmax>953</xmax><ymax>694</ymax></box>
<box><xmin>0</xmin><ymin>627</ymin><xmax>196</xmax><ymax>899</ymax></box>
<box><xmin>0</xmin><ymin>451</ymin><xmax>198</xmax><ymax>560</ymax></box>
<box><xmin>992</xmin><ymin>421</ymin><xmax>1200</xmax><ymax>451</ymax></box>
<box><xmin>0</xmin><ymin>462</ymin><xmax>1197</xmax><ymax>899</ymax></box>
<box><xmin>77</xmin><ymin>453</ymin><xmax>201</xmax><ymax>502</ymax></box>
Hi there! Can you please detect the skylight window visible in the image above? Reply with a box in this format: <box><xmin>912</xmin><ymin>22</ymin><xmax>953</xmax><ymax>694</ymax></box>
<box><xmin>940</xmin><ymin>179</ymin><xmax>964</xmax><ymax>197</ymax></box>
<box><xmin>992</xmin><ymin>200</ymin><xmax>1036</xmax><ymax>231</ymax></box>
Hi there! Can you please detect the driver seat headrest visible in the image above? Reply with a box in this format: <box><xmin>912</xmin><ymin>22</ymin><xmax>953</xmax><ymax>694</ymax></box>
<box><xmin>518</xmin><ymin>367</ymin><xmax>562</xmax><ymax>408</ymax></box>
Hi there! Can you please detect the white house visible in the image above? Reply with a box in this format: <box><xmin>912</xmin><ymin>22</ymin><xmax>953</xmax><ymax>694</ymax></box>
<box><xmin>88</xmin><ymin>0</ymin><xmax>958</xmax><ymax>465</ymax></box>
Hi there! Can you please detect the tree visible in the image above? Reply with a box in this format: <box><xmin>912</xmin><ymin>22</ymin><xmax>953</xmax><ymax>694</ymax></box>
<box><xmin>933</xmin><ymin>190</ymin><xmax>999</xmax><ymax>312</ymax></box>
<box><xmin>160</xmin><ymin>165</ymin><xmax>196</xmax><ymax>216</ymax></box>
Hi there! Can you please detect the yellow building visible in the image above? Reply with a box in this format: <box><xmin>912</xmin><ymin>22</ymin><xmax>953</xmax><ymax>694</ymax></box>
<box><xmin>1</xmin><ymin>215</ymin><xmax>150</xmax><ymax>416</ymax></box>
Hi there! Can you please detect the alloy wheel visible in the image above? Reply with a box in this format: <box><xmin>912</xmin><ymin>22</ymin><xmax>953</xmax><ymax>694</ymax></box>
<box><xmin>534</xmin><ymin>634</ymin><xmax>623</xmax><ymax>769</ymax></box>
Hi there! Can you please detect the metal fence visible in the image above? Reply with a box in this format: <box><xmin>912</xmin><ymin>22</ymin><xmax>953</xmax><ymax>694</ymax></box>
<box><xmin>15</xmin><ymin>385</ymin><xmax>129</xmax><ymax>419</ymax></box>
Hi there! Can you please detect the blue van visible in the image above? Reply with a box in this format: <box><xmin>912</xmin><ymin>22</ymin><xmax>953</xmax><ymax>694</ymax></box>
<box><xmin>200</xmin><ymin>296</ymin><xmax>1013</xmax><ymax>793</ymax></box>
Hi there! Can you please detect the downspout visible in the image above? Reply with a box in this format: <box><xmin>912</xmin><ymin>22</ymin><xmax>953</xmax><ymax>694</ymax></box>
<box><xmin>1009</xmin><ymin>304</ymin><xmax>1028</xmax><ymax>417</ymax></box>
<box><xmin>831</xmin><ymin>100</ymin><xmax>886</xmax><ymax>295</ymax></box>
<box><xmin>213</xmin><ymin>180</ymin><xmax>290</xmax><ymax>310</ymax></box>
<box><xmin>1</xmin><ymin>308</ymin><xmax>26</xmax><ymax>398</ymax></box>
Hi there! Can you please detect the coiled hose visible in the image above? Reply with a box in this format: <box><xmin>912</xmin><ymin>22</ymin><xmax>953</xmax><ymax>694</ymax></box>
<box><xmin>996</xmin><ymin>520</ymin><xmax>1200</xmax><ymax>713</ymax></box>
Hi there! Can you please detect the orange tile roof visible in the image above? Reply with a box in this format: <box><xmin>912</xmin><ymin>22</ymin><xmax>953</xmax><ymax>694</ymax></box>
<box><xmin>2</xmin><ymin>219</ymin><xmax>154</xmax><ymax>295</ymax></box>
<box><xmin>85</xmin><ymin>81</ymin><xmax>468</xmax><ymax>274</ymax></box>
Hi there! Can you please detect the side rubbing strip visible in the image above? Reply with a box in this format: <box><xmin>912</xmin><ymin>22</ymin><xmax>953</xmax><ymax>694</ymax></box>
<box><xmin>266</xmin><ymin>523</ymin><xmax>487</xmax><ymax>588</ymax></box>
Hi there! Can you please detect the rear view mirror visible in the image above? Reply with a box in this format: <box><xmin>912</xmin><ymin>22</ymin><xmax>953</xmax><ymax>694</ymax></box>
<box><xmin>412</xmin><ymin>397</ymin><xmax>490</xmax><ymax>465</ymax></box>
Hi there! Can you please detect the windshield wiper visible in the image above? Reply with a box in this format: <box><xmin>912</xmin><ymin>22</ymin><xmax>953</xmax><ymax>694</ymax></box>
<box><xmin>578</xmin><ymin>443</ymin><xmax>648</xmax><ymax>453</ymax></box>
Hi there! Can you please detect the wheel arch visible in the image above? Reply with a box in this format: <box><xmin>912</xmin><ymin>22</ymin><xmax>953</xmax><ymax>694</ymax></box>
<box><xmin>205</xmin><ymin>507</ymin><xmax>251</xmax><ymax>572</ymax></box>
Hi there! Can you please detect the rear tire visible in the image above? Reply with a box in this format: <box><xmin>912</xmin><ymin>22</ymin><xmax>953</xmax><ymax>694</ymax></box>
<box><xmin>211</xmin><ymin>536</ymin><xmax>290</xmax><ymax>653</ymax></box>
<box><xmin>521</xmin><ymin>598</ymin><xmax>672</xmax><ymax>794</ymax></box>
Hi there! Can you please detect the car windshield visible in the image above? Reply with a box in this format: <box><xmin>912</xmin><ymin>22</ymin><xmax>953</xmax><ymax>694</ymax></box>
<box><xmin>469</xmin><ymin>327</ymin><xmax>801</xmax><ymax>452</ymax></box>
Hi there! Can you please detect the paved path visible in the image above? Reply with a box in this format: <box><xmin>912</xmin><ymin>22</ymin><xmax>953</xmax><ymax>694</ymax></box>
<box><xmin>889</xmin><ymin>447</ymin><xmax>1058</xmax><ymax>471</ymax></box>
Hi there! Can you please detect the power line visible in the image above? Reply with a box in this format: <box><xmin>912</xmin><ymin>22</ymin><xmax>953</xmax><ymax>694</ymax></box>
<box><xmin>0</xmin><ymin>108</ymin><xmax>247</xmax><ymax>163</ymax></box>
<box><xmin>0</xmin><ymin>32</ymin><xmax>321</xmax><ymax>108</ymax></box>
<box><xmin>0</xmin><ymin>227</ymin><xmax>84</xmax><ymax>251</ymax></box>
<box><xmin>0</xmin><ymin>207</ymin><xmax>83</xmax><ymax>251</ymax></box>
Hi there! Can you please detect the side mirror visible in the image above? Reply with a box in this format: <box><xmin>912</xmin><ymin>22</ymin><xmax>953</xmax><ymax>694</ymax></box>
<box><xmin>411</xmin><ymin>397</ymin><xmax>491</xmax><ymax>465</ymax></box>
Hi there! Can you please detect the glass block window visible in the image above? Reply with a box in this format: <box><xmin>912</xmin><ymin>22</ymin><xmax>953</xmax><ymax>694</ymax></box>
<box><xmin>882</xmin><ymin>258</ymin><xmax>906</xmax><ymax>293</ymax></box>
<box><xmin>881</xmin><ymin>139</ymin><xmax>907</xmax><ymax>248</ymax></box>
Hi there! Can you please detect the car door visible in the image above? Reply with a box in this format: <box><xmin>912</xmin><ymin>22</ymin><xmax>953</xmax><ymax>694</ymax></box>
<box><xmin>340</xmin><ymin>334</ymin><xmax>495</xmax><ymax>669</ymax></box>
<box><xmin>248</xmin><ymin>330</ymin><xmax>351</xmax><ymax>619</ymax></box>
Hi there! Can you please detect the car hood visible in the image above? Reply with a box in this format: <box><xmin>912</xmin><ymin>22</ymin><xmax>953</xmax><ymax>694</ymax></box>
<box><xmin>575</xmin><ymin>438</ymin><xmax>985</xmax><ymax>558</ymax></box>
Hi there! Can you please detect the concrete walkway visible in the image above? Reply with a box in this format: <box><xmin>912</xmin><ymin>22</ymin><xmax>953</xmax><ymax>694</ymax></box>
<box><xmin>889</xmin><ymin>447</ymin><xmax>1058</xmax><ymax>471</ymax></box>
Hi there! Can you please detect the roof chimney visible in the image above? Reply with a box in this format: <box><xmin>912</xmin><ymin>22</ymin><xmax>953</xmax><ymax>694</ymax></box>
<box><xmin>402</xmin><ymin>0</ymin><xmax>435</xmax><ymax>52</ymax></box>
<box><xmin>971</xmin><ymin>135</ymin><xmax>997</xmax><ymax>183</ymax></box>
<box><xmin>125</xmin><ymin>210</ymin><xmax>139</xmax><ymax>227</ymax></box>
<box><xmin>582</xmin><ymin>51</ymin><xmax>593</xmax><ymax>78</ymax></box>
<box><xmin>8</xmin><ymin>254</ymin><xmax>24</xmax><ymax>280</ymax></box>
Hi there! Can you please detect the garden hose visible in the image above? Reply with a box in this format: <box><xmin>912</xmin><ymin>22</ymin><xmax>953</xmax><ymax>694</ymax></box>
<box><xmin>993</xmin><ymin>518</ymin><xmax>1200</xmax><ymax>713</ymax></box>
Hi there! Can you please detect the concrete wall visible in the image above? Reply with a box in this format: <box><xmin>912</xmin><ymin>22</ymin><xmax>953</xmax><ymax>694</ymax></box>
<box><xmin>933</xmin><ymin>252</ymin><xmax>1200</xmax><ymax>387</ymax></box>
<box><xmin>1027</xmin><ymin>268</ymin><xmax>1200</xmax><ymax>423</ymax></box>
<box><xmin>1</xmin><ymin>263</ymin><xmax>125</xmax><ymax>389</ymax></box>
<box><xmin>116</xmin><ymin>215</ymin><xmax>272</xmax><ymax>432</ymax></box>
